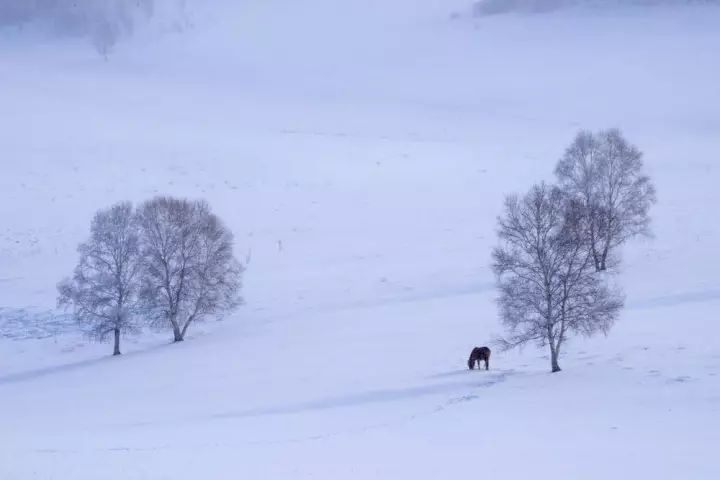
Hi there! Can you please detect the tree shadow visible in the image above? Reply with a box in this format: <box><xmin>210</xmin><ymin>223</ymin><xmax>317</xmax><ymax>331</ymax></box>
<box><xmin>0</xmin><ymin>355</ymin><xmax>115</xmax><ymax>385</ymax></box>
<box><xmin>0</xmin><ymin>339</ymin><xmax>174</xmax><ymax>386</ymax></box>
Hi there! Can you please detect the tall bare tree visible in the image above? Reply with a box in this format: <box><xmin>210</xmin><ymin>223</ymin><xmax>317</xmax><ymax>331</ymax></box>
<box><xmin>555</xmin><ymin>128</ymin><xmax>656</xmax><ymax>271</ymax></box>
<box><xmin>136</xmin><ymin>196</ymin><xmax>243</xmax><ymax>342</ymax></box>
<box><xmin>493</xmin><ymin>183</ymin><xmax>624</xmax><ymax>372</ymax></box>
<box><xmin>57</xmin><ymin>202</ymin><xmax>141</xmax><ymax>355</ymax></box>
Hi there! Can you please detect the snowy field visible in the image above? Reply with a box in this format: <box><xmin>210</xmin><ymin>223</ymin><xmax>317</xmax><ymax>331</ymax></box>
<box><xmin>1</xmin><ymin>0</ymin><xmax>720</xmax><ymax>478</ymax></box>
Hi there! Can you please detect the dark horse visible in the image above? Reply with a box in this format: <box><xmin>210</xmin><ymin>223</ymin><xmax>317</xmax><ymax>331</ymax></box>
<box><xmin>467</xmin><ymin>346</ymin><xmax>491</xmax><ymax>371</ymax></box>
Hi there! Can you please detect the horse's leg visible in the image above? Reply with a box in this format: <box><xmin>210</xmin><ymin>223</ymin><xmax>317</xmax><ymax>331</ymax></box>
<box><xmin>485</xmin><ymin>357</ymin><xmax>489</xmax><ymax>371</ymax></box>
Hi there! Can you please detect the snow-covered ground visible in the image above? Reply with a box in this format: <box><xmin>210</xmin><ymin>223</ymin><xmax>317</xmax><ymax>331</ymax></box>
<box><xmin>1</xmin><ymin>1</ymin><xmax>719</xmax><ymax>478</ymax></box>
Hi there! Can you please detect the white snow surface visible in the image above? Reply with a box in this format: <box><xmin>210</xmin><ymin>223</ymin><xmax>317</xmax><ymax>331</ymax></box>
<box><xmin>1</xmin><ymin>0</ymin><xmax>720</xmax><ymax>478</ymax></box>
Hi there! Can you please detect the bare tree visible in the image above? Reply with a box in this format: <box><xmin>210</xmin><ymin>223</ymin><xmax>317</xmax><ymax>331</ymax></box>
<box><xmin>555</xmin><ymin>128</ymin><xmax>656</xmax><ymax>271</ymax></box>
<box><xmin>493</xmin><ymin>183</ymin><xmax>624</xmax><ymax>372</ymax></box>
<box><xmin>57</xmin><ymin>202</ymin><xmax>141</xmax><ymax>355</ymax></box>
<box><xmin>136</xmin><ymin>196</ymin><xmax>243</xmax><ymax>342</ymax></box>
<box><xmin>0</xmin><ymin>0</ymin><xmax>156</xmax><ymax>56</ymax></box>
<box><xmin>0</xmin><ymin>1</ymin><xmax>32</xmax><ymax>28</ymax></box>
<box><xmin>92</xmin><ymin>18</ymin><xmax>121</xmax><ymax>60</ymax></box>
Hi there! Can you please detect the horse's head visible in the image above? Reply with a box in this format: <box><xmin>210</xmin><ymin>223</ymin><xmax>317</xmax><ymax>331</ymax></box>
<box><xmin>467</xmin><ymin>357</ymin><xmax>475</xmax><ymax>370</ymax></box>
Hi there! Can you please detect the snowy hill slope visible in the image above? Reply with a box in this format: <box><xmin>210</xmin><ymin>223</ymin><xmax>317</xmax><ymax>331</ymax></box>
<box><xmin>1</xmin><ymin>1</ymin><xmax>720</xmax><ymax>478</ymax></box>
<box><xmin>472</xmin><ymin>0</ymin><xmax>720</xmax><ymax>16</ymax></box>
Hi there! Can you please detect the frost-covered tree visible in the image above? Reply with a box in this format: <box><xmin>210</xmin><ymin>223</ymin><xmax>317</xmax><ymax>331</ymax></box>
<box><xmin>57</xmin><ymin>202</ymin><xmax>141</xmax><ymax>355</ymax></box>
<box><xmin>91</xmin><ymin>16</ymin><xmax>124</xmax><ymax>59</ymax></box>
<box><xmin>555</xmin><ymin>128</ymin><xmax>656</xmax><ymax>271</ymax></box>
<box><xmin>136</xmin><ymin>196</ymin><xmax>243</xmax><ymax>342</ymax></box>
<box><xmin>493</xmin><ymin>183</ymin><xmax>624</xmax><ymax>372</ymax></box>
<box><xmin>0</xmin><ymin>0</ymin><xmax>156</xmax><ymax>56</ymax></box>
<box><xmin>0</xmin><ymin>1</ymin><xmax>32</xmax><ymax>28</ymax></box>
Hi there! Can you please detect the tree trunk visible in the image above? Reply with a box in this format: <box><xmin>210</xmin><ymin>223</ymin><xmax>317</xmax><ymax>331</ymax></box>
<box><xmin>169</xmin><ymin>313</ymin><xmax>184</xmax><ymax>342</ymax></box>
<box><xmin>551</xmin><ymin>353</ymin><xmax>561</xmax><ymax>372</ymax></box>
<box><xmin>179</xmin><ymin>317</ymin><xmax>194</xmax><ymax>342</ymax></box>
<box><xmin>113</xmin><ymin>328</ymin><xmax>121</xmax><ymax>356</ymax></box>
<box><xmin>550</xmin><ymin>344</ymin><xmax>561</xmax><ymax>373</ymax></box>
<box><xmin>172</xmin><ymin>325</ymin><xmax>184</xmax><ymax>342</ymax></box>
<box><xmin>589</xmin><ymin>218</ymin><xmax>602</xmax><ymax>271</ymax></box>
<box><xmin>591</xmin><ymin>242</ymin><xmax>602</xmax><ymax>272</ymax></box>
<box><xmin>599</xmin><ymin>242</ymin><xmax>610</xmax><ymax>271</ymax></box>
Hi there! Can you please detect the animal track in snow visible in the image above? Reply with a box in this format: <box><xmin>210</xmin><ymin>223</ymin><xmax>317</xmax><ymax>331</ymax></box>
<box><xmin>667</xmin><ymin>376</ymin><xmax>692</xmax><ymax>384</ymax></box>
